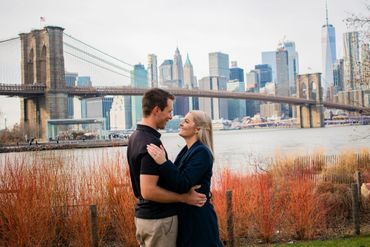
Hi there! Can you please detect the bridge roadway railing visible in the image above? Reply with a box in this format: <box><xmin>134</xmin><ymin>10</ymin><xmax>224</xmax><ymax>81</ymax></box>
<box><xmin>65</xmin><ymin>86</ymin><xmax>317</xmax><ymax>106</ymax></box>
<box><xmin>0</xmin><ymin>83</ymin><xmax>46</xmax><ymax>96</ymax></box>
<box><xmin>0</xmin><ymin>83</ymin><xmax>369</xmax><ymax>113</ymax></box>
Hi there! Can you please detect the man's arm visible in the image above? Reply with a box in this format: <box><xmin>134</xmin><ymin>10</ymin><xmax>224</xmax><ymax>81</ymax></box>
<box><xmin>140</xmin><ymin>174</ymin><xmax>206</xmax><ymax>207</ymax></box>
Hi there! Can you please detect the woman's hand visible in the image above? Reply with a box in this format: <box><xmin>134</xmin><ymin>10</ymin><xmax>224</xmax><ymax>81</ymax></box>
<box><xmin>146</xmin><ymin>144</ymin><xmax>167</xmax><ymax>165</ymax></box>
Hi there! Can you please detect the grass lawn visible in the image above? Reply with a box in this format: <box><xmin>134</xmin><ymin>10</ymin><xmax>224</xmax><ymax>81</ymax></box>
<box><xmin>266</xmin><ymin>235</ymin><xmax>370</xmax><ymax>247</ymax></box>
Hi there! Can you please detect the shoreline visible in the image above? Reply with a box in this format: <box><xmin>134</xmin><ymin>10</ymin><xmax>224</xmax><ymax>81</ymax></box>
<box><xmin>0</xmin><ymin>139</ymin><xmax>128</xmax><ymax>153</ymax></box>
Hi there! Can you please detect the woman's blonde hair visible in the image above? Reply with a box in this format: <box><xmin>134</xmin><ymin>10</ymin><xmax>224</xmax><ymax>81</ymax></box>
<box><xmin>189</xmin><ymin>110</ymin><xmax>214</xmax><ymax>159</ymax></box>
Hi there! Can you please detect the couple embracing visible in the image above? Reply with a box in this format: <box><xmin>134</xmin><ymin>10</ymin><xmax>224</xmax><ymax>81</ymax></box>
<box><xmin>127</xmin><ymin>88</ymin><xmax>223</xmax><ymax>247</ymax></box>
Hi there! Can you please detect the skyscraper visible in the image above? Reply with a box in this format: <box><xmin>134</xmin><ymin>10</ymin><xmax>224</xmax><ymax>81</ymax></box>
<box><xmin>131</xmin><ymin>64</ymin><xmax>148</xmax><ymax>126</ymax></box>
<box><xmin>246</xmin><ymin>70</ymin><xmax>259</xmax><ymax>91</ymax></box>
<box><xmin>262</xmin><ymin>51</ymin><xmax>277</xmax><ymax>82</ymax></box>
<box><xmin>283</xmin><ymin>41</ymin><xmax>299</xmax><ymax>93</ymax></box>
<box><xmin>227</xmin><ymin>80</ymin><xmax>246</xmax><ymax>120</ymax></box>
<box><xmin>276</xmin><ymin>48</ymin><xmax>289</xmax><ymax>97</ymax></box>
<box><xmin>184</xmin><ymin>54</ymin><xmax>197</xmax><ymax>111</ymax></box>
<box><xmin>209</xmin><ymin>52</ymin><xmax>229</xmax><ymax>80</ymax></box>
<box><xmin>362</xmin><ymin>44</ymin><xmax>370</xmax><ymax>87</ymax></box>
<box><xmin>343</xmin><ymin>31</ymin><xmax>360</xmax><ymax>90</ymax></box>
<box><xmin>173</xmin><ymin>47</ymin><xmax>184</xmax><ymax>87</ymax></box>
<box><xmin>254</xmin><ymin>64</ymin><xmax>272</xmax><ymax>88</ymax></box>
<box><xmin>77</xmin><ymin>76</ymin><xmax>92</xmax><ymax>120</ymax></box>
<box><xmin>184</xmin><ymin>53</ymin><xmax>196</xmax><ymax>88</ymax></box>
<box><xmin>198</xmin><ymin>76</ymin><xmax>228</xmax><ymax>120</ymax></box>
<box><xmin>159</xmin><ymin>59</ymin><xmax>173</xmax><ymax>84</ymax></box>
<box><xmin>65</xmin><ymin>72</ymin><xmax>77</xmax><ymax>119</ymax></box>
<box><xmin>230</xmin><ymin>61</ymin><xmax>244</xmax><ymax>82</ymax></box>
<box><xmin>321</xmin><ymin>1</ymin><xmax>337</xmax><ymax>95</ymax></box>
<box><xmin>333</xmin><ymin>59</ymin><xmax>344</xmax><ymax>92</ymax></box>
<box><xmin>147</xmin><ymin>54</ymin><xmax>158</xmax><ymax>88</ymax></box>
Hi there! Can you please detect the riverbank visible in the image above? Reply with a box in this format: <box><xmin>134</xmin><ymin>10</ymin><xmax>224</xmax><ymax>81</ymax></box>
<box><xmin>0</xmin><ymin>149</ymin><xmax>369</xmax><ymax>246</ymax></box>
<box><xmin>0</xmin><ymin>139</ymin><xmax>128</xmax><ymax>153</ymax></box>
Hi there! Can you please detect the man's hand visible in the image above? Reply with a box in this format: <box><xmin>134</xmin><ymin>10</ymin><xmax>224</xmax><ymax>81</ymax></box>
<box><xmin>181</xmin><ymin>185</ymin><xmax>207</xmax><ymax>207</ymax></box>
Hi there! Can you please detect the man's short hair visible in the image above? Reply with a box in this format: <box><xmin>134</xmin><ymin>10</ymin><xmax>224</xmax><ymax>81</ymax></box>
<box><xmin>142</xmin><ymin>88</ymin><xmax>175</xmax><ymax>117</ymax></box>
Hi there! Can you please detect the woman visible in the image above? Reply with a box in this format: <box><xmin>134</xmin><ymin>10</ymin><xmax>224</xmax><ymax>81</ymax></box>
<box><xmin>147</xmin><ymin>110</ymin><xmax>223</xmax><ymax>247</ymax></box>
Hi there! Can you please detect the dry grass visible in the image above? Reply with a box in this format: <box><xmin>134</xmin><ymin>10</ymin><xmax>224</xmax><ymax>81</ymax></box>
<box><xmin>0</xmin><ymin>150</ymin><xmax>137</xmax><ymax>247</ymax></box>
<box><xmin>0</xmin><ymin>149</ymin><xmax>369</xmax><ymax>245</ymax></box>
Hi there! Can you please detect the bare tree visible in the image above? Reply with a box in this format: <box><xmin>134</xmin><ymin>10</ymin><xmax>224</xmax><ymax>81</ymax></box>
<box><xmin>344</xmin><ymin>1</ymin><xmax>370</xmax><ymax>43</ymax></box>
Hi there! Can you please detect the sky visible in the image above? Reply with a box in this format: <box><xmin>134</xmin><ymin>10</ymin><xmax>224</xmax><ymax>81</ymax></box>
<box><xmin>0</xmin><ymin>0</ymin><xmax>368</xmax><ymax>128</ymax></box>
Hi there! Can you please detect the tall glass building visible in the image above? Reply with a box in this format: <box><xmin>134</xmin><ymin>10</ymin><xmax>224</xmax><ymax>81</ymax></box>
<box><xmin>321</xmin><ymin>3</ymin><xmax>337</xmax><ymax>95</ymax></box>
<box><xmin>283</xmin><ymin>41</ymin><xmax>299</xmax><ymax>94</ymax></box>
<box><xmin>262</xmin><ymin>51</ymin><xmax>277</xmax><ymax>83</ymax></box>
<box><xmin>65</xmin><ymin>72</ymin><xmax>78</xmax><ymax>119</ymax></box>
<box><xmin>77</xmin><ymin>76</ymin><xmax>92</xmax><ymax>120</ymax></box>
<box><xmin>131</xmin><ymin>64</ymin><xmax>148</xmax><ymax>126</ymax></box>
<box><xmin>254</xmin><ymin>64</ymin><xmax>272</xmax><ymax>88</ymax></box>
<box><xmin>230</xmin><ymin>68</ymin><xmax>244</xmax><ymax>82</ymax></box>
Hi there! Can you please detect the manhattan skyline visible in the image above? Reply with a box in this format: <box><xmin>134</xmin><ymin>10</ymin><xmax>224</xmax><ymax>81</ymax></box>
<box><xmin>0</xmin><ymin>0</ymin><xmax>367</xmax><ymax>127</ymax></box>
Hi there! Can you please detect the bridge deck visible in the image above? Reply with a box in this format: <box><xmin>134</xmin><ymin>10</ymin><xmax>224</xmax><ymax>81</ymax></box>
<box><xmin>0</xmin><ymin>83</ymin><xmax>368</xmax><ymax>112</ymax></box>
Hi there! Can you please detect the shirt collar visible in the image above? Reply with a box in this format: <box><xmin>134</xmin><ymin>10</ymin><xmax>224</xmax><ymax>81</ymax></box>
<box><xmin>136</xmin><ymin>124</ymin><xmax>161</xmax><ymax>138</ymax></box>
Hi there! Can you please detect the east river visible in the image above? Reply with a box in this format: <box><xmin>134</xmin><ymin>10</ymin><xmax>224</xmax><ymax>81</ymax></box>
<box><xmin>1</xmin><ymin>125</ymin><xmax>369</xmax><ymax>173</ymax></box>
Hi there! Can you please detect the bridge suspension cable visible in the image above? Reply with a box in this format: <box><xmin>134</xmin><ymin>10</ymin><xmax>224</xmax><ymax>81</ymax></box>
<box><xmin>64</xmin><ymin>50</ymin><xmax>131</xmax><ymax>79</ymax></box>
<box><xmin>0</xmin><ymin>36</ymin><xmax>21</xmax><ymax>84</ymax></box>
<box><xmin>64</xmin><ymin>33</ymin><xmax>133</xmax><ymax>67</ymax></box>
<box><xmin>63</xmin><ymin>33</ymin><xmax>149</xmax><ymax>85</ymax></box>
<box><xmin>0</xmin><ymin>37</ymin><xmax>19</xmax><ymax>44</ymax></box>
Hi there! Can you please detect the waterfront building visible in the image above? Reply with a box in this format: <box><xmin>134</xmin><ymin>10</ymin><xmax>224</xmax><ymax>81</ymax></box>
<box><xmin>147</xmin><ymin>54</ymin><xmax>158</xmax><ymax>88</ymax></box>
<box><xmin>110</xmin><ymin>96</ymin><xmax>132</xmax><ymax>130</ymax></box>
<box><xmin>321</xmin><ymin>1</ymin><xmax>337</xmax><ymax>96</ymax></box>
<box><xmin>260</xmin><ymin>103</ymin><xmax>282</xmax><ymax>119</ymax></box>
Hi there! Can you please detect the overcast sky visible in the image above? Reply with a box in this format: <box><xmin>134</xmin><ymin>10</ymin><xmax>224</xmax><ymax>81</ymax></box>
<box><xmin>0</xmin><ymin>0</ymin><xmax>367</xmax><ymax>128</ymax></box>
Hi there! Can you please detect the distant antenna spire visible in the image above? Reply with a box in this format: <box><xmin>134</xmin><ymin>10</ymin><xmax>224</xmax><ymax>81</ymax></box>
<box><xmin>325</xmin><ymin>0</ymin><xmax>329</xmax><ymax>26</ymax></box>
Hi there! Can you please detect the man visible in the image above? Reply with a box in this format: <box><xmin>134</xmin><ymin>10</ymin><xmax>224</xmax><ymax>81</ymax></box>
<box><xmin>127</xmin><ymin>88</ymin><xmax>207</xmax><ymax>247</ymax></box>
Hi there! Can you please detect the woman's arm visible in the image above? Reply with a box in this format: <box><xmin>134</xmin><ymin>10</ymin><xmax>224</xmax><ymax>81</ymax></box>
<box><xmin>147</xmin><ymin>144</ymin><xmax>212</xmax><ymax>194</ymax></box>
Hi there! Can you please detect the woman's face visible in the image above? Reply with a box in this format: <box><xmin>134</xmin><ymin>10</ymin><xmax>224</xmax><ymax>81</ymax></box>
<box><xmin>178</xmin><ymin>113</ymin><xmax>199</xmax><ymax>139</ymax></box>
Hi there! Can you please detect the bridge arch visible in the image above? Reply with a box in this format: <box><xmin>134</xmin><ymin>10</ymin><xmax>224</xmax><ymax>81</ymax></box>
<box><xmin>39</xmin><ymin>45</ymin><xmax>47</xmax><ymax>84</ymax></box>
<box><xmin>296</xmin><ymin>73</ymin><xmax>324</xmax><ymax>128</ymax></box>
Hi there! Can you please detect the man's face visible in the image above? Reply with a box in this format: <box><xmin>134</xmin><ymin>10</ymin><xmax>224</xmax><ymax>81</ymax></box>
<box><xmin>156</xmin><ymin>99</ymin><xmax>173</xmax><ymax>129</ymax></box>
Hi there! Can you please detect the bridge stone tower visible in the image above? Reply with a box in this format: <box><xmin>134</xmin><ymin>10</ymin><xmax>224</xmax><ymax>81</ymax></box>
<box><xmin>19</xmin><ymin>26</ymin><xmax>67</xmax><ymax>140</ymax></box>
<box><xmin>296</xmin><ymin>73</ymin><xmax>325</xmax><ymax>128</ymax></box>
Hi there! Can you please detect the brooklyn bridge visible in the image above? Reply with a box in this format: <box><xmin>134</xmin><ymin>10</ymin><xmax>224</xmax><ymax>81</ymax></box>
<box><xmin>0</xmin><ymin>26</ymin><xmax>369</xmax><ymax>140</ymax></box>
